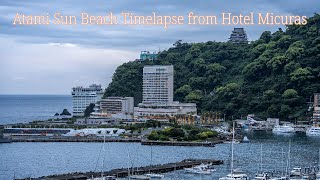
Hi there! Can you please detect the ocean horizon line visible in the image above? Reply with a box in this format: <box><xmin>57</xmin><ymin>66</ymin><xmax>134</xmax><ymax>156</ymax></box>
<box><xmin>0</xmin><ymin>94</ymin><xmax>71</xmax><ymax>96</ymax></box>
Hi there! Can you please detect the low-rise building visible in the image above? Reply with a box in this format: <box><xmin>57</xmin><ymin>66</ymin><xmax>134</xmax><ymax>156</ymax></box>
<box><xmin>89</xmin><ymin>97</ymin><xmax>134</xmax><ymax>121</ymax></box>
<box><xmin>95</xmin><ymin>97</ymin><xmax>134</xmax><ymax>115</ymax></box>
<box><xmin>134</xmin><ymin>102</ymin><xmax>197</xmax><ymax>117</ymax></box>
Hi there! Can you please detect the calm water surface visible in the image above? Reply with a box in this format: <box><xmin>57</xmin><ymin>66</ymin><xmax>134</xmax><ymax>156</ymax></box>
<box><xmin>1</xmin><ymin>132</ymin><xmax>320</xmax><ymax>180</ymax></box>
<box><xmin>0</xmin><ymin>95</ymin><xmax>72</xmax><ymax>125</ymax></box>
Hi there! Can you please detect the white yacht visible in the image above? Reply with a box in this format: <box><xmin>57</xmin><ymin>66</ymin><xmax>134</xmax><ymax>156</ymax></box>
<box><xmin>145</xmin><ymin>173</ymin><xmax>164</xmax><ymax>178</ymax></box>
<box><xmin>87</xmin><ymin>176</ymin><xmax>116</xmax><ymax>180</ymax></box>
<box><xmin>184</xmin><ymin>163</ymin><xmax>216</xmax><ymax>174</ymax></box>
<box><xmin>290</xmin><ymin>167</ymin><xmax>302</xmax><ymax>176</ymax></box>
<box><xmin>129</xmin><ymin>175</ymin><xmax>150</xmax><ymax>180</ymax></box>
<box><xmin>219</xmin><ymin>169</ymin><xmax>248</xmax><ymax>180</ymax></box>
<box><xmin>219</xmin><ymin>122</ymin><xmax>248</xmax><ymax>180</ymax></box>
<box><xmin>306</xmin><ymin>124</ymin><xmax>320</xmax><ymax>136</ymax></box>
<box><xmin>272</xmin><ymin>123</ymin><xmax>295</xmax><ymax>134</ymax></box>
<box><xmin>253</xmin><ymin>172</ymin><xmax>269</xmax><ymax>180</ymax></box>
<box><xmin>242</xmin><ymin>136</ymin><xmax>250</xmax><ymax>143</ymax></box>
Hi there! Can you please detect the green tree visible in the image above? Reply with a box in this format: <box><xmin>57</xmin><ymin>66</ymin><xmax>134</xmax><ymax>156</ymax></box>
<box><xmin>84</xmin><ymin>103</ymin><xmax>95</xmax><ymax>117</ymax></box>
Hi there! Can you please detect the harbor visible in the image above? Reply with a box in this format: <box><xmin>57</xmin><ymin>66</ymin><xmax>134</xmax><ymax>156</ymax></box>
<box><xmin>1</xmin><ymin>133</ymin><xmax>320</xmax><ymax>180</ymax></box>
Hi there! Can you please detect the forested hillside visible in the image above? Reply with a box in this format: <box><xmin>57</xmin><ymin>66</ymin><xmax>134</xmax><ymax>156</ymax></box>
<box><xmin>104</xmin><ymin>14</ymin><xmax>320</xmax><ymax>121</ymax></box>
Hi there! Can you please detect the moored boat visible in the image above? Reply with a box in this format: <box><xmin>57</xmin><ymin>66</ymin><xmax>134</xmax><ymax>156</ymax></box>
<box><xmin>145</xmin><ymin>173</ymin><xmax>164</xmax><ymax>178</ymax></box>
<box><xmin>87</xmin><ymin>176</ymin><xmax>117</xmax><ymax>180</ymax></box>
<box><xmin>272</xmin><ymin>123</ymin><xmax>295</xmax><ymax>134</ymax></box>
<box><xmin>129</xmin><ymin>175</ymin><xmax>150</xmax><ymax>180</ymax></box>
<box><xmin>184</xmin><ymin>163</ymin><xmax>216</xmax><ymax>174</ymax></box>
<box><xmin>242</xmin><ymin>136</ymin><xmax>250</xmax><ymax>143</ymax></box>
<box><xmin>306</xmin><ymin>124</ymin><xmax>320</xmax><ymax>136</ymax></box>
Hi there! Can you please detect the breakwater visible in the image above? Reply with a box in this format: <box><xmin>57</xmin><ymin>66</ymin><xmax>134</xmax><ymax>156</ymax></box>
<box><xmin>16</xmin><ymin>159</ymin><xmax>223</xmax><ymax>180</ymax></box>
<box><xmin>9</xmin><ymin>136</ymin><xmax>224</xmax><ymax>146</ymax></box>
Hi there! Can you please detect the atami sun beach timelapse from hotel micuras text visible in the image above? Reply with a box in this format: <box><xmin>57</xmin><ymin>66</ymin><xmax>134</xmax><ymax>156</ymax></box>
<box><xmin>1</xmin><ymin>0</ymin><xmax>320</xmax><ymax>180</ymax></box>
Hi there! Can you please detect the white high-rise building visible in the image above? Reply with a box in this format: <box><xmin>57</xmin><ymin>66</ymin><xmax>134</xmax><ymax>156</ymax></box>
<box><xmin>142</xmin><ymin>65</ymin><xmax>174</xmax><ymax>105</ymax></box>
<box><xmin>71</xmin><ymin>84</ymin><xmax>104</xmax><ymax>116</ymax></box>
<box><xmin>135</xmin><ymin>65</ymin><xmax>197</xmax><ymax>117</ymax></box>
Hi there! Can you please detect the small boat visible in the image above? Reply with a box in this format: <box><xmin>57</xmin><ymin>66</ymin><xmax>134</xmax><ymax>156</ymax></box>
<box><xmin>87</xmin><ymin>175</ymin><xmax>117</xmax><ymax>180</ymax></box>
<box><xmin>242</xmin><ymin>136</ymin><xmax>250</xmax><ymax>143</ymax></box>
<box><xmin>129</xmin><ymin>175</ymin><xmax>150</xmax><ymax>180</ymax></box>
<box><xmin>272</xmin><ymin>123</ymin><xmax>295</xmax><ymax>134</ymax></box>
<box><xmin>145</xmin><ymin>173</ymin><xmax>164</xmax><ymax>179</ymax></box>
<box><xmin>290</xmin><ymin>167</ymin><xmax>302</xmax><ymax>176</ymax></box>
<box><xmin>269</xmin><ymin>176</ymin><xmax>287</xmax><ymax>180</ymax></box>
<box><xmin>224</xmin><ymin>139</ymin><xmax>240</xmax><ymax>144</ymax></box>
<box><xmin>219</xmin><ymin>169</ymin><xmax>248</xmax><ymax>180</ymax></box>
<box><xmin>184</xmin><ymin>163</ymin><xmax>216</xmax><ymax>174</ymax></box>
<box><xmin>306</xmin><ymin>124</ymin><xmax>320</xmax><ymax>136</ymax></box>
<box><xmin>254</xmin><ymin>172</ymin><xmax>270</xmax><ymax>180</ymax></box>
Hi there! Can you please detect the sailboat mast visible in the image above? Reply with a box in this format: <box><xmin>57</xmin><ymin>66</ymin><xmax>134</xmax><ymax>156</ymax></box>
<box><xmin>285</xmin><ymin>140</ymin><xmax>291</xmax><ymax>177</ymax></box>
<box><xmin>231</xmin><ymin>121</ymin><xmax>235</xmax><ymax>174</ymax></box>
<box><xmin>101</xmin><ymin>134</ymin><xmax>106</xmax><ymax>177</ymax></box>
<box><xmin>150</xmin><ymin>144</ymin><xmax>153</xmax><ymax>173</ymax></box>
<box><xmin>281</xmin><ymin>148</ymin><xmax>284</xmax><ymax>177</ymax></box>
<box><xmin>288</xmin><ymin>140</ymin><xmax>291</xmax><ymax>177</ymax></box>
<box><xmin>260</xmin><ymin>144</ymin><xmax>263</xmax><ymax>173</ymax></box>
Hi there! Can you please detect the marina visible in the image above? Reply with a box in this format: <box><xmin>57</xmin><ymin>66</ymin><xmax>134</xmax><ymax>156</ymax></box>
<box><xmin>1</xmin><ymin>132</ymin><xmax>320</xmax><ymax>180</ymax></box>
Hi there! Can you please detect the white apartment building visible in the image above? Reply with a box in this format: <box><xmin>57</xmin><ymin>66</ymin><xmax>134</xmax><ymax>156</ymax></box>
<box><xmin>135</xmin><ymin>65</ymin><xmax>197</xmax><ymax>117</ymax></box>
<box><xmin>142</xmin><ymin>65</ymin><xmax>174</xmax><ymax>105</ymax></box>
<box><xmin>71</xmin><ymin>84</ymin><xmax>104</xmax><ymax>116</ymax></box>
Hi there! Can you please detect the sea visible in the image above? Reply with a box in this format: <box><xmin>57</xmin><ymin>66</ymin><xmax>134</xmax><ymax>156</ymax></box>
<box><xmin>0</xmin><ymin>95</ymin><xmax>72</xmax><ymax>125</ymax></box>
<box><xmin>0</xmin><ymin>95</ymin><xmax>320</xmax><ymax>180</ymax></box>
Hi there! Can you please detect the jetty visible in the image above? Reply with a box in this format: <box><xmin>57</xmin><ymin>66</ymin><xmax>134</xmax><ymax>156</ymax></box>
<box><xmin>10</xmin><ymin>136</ymin><xmax>141</xmax><ymax>143</ymax></box>
<box><xmin>16</xmin><ymin>159</ymin><xmax>223</xmax><ymax>180</ymax></box>
<box><xmin>8</xmin><ymin>136</ymin><xmax>224</xmax><ymax>146</ymax></box>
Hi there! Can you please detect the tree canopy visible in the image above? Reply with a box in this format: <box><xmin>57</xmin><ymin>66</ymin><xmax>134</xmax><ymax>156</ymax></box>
<box><xmin>104</xmin><ymin>14</ymin><xmax>320</xmax><ymax>121</ymax></box>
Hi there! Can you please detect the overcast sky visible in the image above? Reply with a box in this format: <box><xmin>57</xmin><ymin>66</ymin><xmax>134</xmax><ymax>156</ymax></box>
<box><xmin>0</xmin><ymin>0</ymin><xmax>319</xmax><ymax>95</ymax></box>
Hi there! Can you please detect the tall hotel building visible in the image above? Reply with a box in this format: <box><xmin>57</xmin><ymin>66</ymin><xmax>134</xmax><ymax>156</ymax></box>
<box><xmin>71</xmin><ymin>84</ymin><xmax>104</xmax><ymax>116</ymax></box>
<box><xmin>135</xmin><ymin>65</ymin><xmax>197</xmax><ymax>117</ymax></box>
<box><xmin>142</xmin><ymin>65</ymin><xmax>174</xmax><ymax>106</ymax></box>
